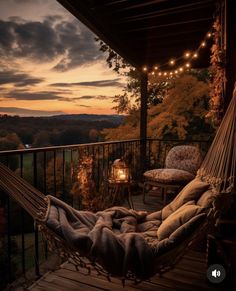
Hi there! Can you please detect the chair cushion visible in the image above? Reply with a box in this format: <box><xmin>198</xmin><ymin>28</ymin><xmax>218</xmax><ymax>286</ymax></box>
<box><xmin>161</xmin><ymin>178</ymin><xmax>209</xmax><ymax>220</ymax></box>
<box><xmin>143</xmin><ymin>168</ymin><xmax>195</xmax><ymax>185</ymax></box>
<box><xmin>165</xmin><ymin>145</ymin><xmax>202</xmax><ymax>175</ymax></box>
<box><xmin>157</xmin><ymin>202</ymin><xmax>204</xmax><ymax>240</ymax></box>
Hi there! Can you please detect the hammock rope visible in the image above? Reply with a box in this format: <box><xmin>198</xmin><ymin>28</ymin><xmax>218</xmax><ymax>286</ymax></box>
<box><xmin>197</xmin><ymin>85</ymin><xmax>236</xmax><ymax>193</ymax></box>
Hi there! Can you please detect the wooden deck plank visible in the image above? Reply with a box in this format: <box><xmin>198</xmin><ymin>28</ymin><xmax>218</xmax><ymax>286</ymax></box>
<box><xmin>55</xmin><ymin>268</ymin><xmax>135</xmax><ymax>291</ymax></box>
<box><xmin>43</xmin><ymin>272</ymin><xmax>105</xmax><ymax>291</ymax></box>
<box><xmin>29</xmin><ymin>251</ymin><xmax>218</xmax><ymax>291</ymax></box>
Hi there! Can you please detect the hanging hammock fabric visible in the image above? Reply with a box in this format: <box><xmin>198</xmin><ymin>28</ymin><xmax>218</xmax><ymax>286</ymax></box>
<box><xmin>197</xmin><ymin>85</ymin><xmax>236</xmax><ymax>193</ymax></box>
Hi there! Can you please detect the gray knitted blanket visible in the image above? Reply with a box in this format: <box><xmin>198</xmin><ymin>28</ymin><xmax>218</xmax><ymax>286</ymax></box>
<box><xmin>46</xmin><ymin>195</ymin><xmax>159</xmax><ymax>279</ymax></box>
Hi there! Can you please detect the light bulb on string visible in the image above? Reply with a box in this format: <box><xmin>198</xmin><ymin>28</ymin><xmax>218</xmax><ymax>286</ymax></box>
<box><xmin>151</xmin><ymin>71</ymin><xmax>155</xmax><ymax>75</ymax></box>
<box><xmin>143</xmin><ymin>66</ymin><xmax>148</xmax><ymax>72</ymax></box>
<box><xmin>207</xmin><ymin>32</ymin><xmax>212</xmax><ymax>38</ymax></box>
<box><xmin>175</xmin><ymin>70</ymin><xmax>178</xmax><ymax>74</ymax></box>
<box><xmin>185</xmin><ymin>63</ymin><xmax>190</xmax><ymax>68</ymax></box>
<box><xmin>158</xmin><ymin>72</ymin><xmax>162</xmax><ymax>76</ymax></box>
<box><xmin>164</xmin><ymin>72</ymin><xmax>167</xmax><ymax>76</ymax></box>
<box><xmin>169</xmin><ymin>59</ymin><xmax>175</xmax><ymax>66</ymax></box>
<box><xmin>201</xmin><ymin>41</ymin><xmax>206</xmax><ymax>48</ymax></box>
<box><xmin>154</xmin><ymin>66</ymin><xmax>158</xmax><ymax>70</ymax></box>
<box><xmin>193</xmin><ymin>53</ymin><xmax>198</xmax><ymax>59</ymax></box>
<box><xmin>185</xmin><ymin>52</ymin><xmax>191</xmax><ymax>58</ymax></box>
<box><xmin>179</xmin><ymin>67</ymin><xmax>183</xmax><ymax>72</ymax></box>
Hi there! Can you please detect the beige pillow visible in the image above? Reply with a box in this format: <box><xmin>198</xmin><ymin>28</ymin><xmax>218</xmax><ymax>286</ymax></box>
<box><xmin>197</xmin><ymin>189</ymin><xmax>216</xmax><ymax>208</ymax></box>
<box><xmin>157</xmin><ymin>202</ymin><xmax>203</xmax><ymax>241</ymax></box>
<box><xmin>161</xmin><ymin>178</ymin><xmax>209</xmax><ymax>220</ymax></box>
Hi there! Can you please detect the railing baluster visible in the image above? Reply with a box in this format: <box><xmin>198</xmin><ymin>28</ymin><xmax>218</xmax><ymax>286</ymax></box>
<box><xmin>20</xmin><ymin>154</ymin><xmax>26</xmax><ymax>275</ymax></box>
<box><xmin>7</xmin><ymin>196</ymin><xmax>12</xmax><ymax>282</ymax></box>
<box><xmin>62</xmin><ymin>149</ymin><xmax>65</xmax><ymax>201</ymax></box>
<box><xmin>33</xmin><ymin>152</ymin><xmax>40</xmax><ymax>277</ymax></box>
<box><xmin>53</xmin><ymin>150</ymin><xmax>56</xmax><ymax>197</ymax></box>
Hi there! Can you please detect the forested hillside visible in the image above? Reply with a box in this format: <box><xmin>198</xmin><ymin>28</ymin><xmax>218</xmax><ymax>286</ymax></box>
<box><xmin>0</xmin><ymin>114</ymin><xmax>124</xmax><ymax>151</ymax></box>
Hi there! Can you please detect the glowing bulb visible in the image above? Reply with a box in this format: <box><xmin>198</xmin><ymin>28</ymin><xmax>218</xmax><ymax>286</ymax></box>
<box><xmin>151</xmin><ymin>71</ymin><xmax>155</xmax><ymax>75</ymax></box>
<box><xmin>164</xmin><ymin>72</ymin><xmax>167</xmax><ymax>76</ymax></box>
<box><xmin>179</xmin><ymin>67</ymin><xmax>183</xmax><ymax>72</ymax></box>
<box><xmin>143</xmin><ymin>67</ymin><xmax>148</xmax><ymax>72</ymax></box>
<box><xmin>201</xmin><ymin>41</ymin><xmax>206</xmax><ymax>47</ymax></box>
<box><xmin>207</xmin><ymin>32</ymin><xmax>212</xmax><ymax>38</ymax></box>
<box><xmin>170</xmin><ymin>71</ymin><xmax>173</xmax><ymax>75</ymax></box>
<box><xmin>185</xmin><ymin>52</ymin><xmax>190</xmax><ymax>58</ymax></box>
<box><xmin>158</xmin><ymin>72</ymin><xmax>162</xmax><ymax>76</ymax></box>
<box><xmin>154</xmin><ymin>66</ymin><xmax>158</xmax><ymax>70</ymax></box>
<box><xmin>169</xmin><ymin>59</ymin><xmax>175</xmax><ymax>65</ymax></box>
<box><xmin>175</xmin><ymin>70</ymin><xmax>178</xmax><ymax>74</ymax></box>
<box><xmin>193</xmin><ymin>53</ymin><xmax>198</xmax><ymax>58</ymax></box>
<box><xmin>186</xmin><ymin>63</ymin><xmax>190</xmax><ymax>68</ymax></box>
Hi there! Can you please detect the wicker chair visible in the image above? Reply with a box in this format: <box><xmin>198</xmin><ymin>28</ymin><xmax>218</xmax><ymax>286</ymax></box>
<box><xmin>143</xmin><ymin>145</ymin><xmax>202</xmax><ymax>204</ymax></box>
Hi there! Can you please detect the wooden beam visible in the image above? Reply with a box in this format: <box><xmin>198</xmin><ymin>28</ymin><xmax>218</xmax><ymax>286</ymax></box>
<box><xmin>224</xmin><ymin>0</ymin><xmax>236</xmax><ymax>111</ymax></box>
<box><xmin>140</xmin><ymin>72</ymin><xmax>148</xmax><ymax>173</ymax></box>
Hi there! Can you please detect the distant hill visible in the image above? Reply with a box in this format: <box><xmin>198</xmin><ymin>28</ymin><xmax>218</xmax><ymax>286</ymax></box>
<box><xmin>50</xmin><ymin>114</ymin><xmax>125</xmax><ymax>124</ymax></box>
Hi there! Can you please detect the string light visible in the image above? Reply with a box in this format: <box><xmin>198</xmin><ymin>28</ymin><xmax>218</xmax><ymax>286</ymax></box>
<box><xmin>145</xmin><ymin>28</ymin><xmax>212</xmax><ymax>78</ymax></box>
<box><xmin>185</xmin><ymin>52</ymin><xmax>191</xmax><ymax>58</ymax></box>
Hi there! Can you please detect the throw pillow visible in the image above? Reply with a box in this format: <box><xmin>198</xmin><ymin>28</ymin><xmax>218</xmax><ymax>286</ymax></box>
<box><xmin>157</xmin><ymin>202</ymin><xmax>204</xmax><ymax>241</ymax></box>
<box><xmin>161</xmin><ymin>178</ymin><xmax>209</xmax><ymax>220</ymax></box>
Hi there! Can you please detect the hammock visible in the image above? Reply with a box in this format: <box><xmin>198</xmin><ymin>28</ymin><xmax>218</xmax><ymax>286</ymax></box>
<box><xmin>0</xmin><ymin>86</ymin><xmax>235</xmax><ymax>282</ymax></box>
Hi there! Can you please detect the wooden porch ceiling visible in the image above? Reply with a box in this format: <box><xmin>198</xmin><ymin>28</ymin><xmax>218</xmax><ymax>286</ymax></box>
<box><xmin>57</xmin><ymin>0</ymin><xmax>216</xmax><ymax>70</ymax></box>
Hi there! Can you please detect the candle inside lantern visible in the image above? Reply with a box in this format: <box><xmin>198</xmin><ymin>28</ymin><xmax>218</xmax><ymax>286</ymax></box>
<box><xmin>118</xmin><ymin>169</ymin><xmax>126</xmax><ymax>180</ymax></box>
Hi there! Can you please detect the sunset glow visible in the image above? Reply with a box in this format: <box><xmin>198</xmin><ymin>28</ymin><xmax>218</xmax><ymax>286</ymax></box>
<box><xmin>0</xmin><ymin>0</ymin><xmax>125</xmax><ymax>116</ymax></box>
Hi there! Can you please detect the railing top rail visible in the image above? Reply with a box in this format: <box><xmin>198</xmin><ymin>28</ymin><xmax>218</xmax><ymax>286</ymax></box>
<box><xmin>0</xmin><ymin>139</ymin><xmax>141</xmax><ymax>156</ymax></box>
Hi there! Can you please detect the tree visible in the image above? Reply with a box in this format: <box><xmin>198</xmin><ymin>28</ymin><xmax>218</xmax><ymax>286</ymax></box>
<box><xmin>97</xmin><ymin>40</ymin><xmax>168</xmax><ymax>114</ymax></box>
<box><xmin>32</xmin><ymin>131</ymin><xmax>51</xmax><ymax>148</ymax></box>
<box><xmin>102</xmin><ymin>74</ymin><xmax>215</xmax><ymax>141</ymax></box>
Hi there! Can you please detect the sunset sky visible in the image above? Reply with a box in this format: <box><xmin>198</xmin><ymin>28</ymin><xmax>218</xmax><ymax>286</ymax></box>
<box><xmin>0</xmin><ymin>0</ymin><xmax>125</xmax><ymax>116</ymax></box>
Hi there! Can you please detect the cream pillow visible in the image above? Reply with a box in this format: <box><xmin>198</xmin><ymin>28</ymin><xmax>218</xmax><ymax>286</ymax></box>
<box><xmin>161</xmin><ymin>178</ymin><xmax>209</xmax><ymax>220</ymax></box>
<box><xmin>157</xmin><ymin>202</ymin><xmax>203</xmax><ymax>241</ymax></box>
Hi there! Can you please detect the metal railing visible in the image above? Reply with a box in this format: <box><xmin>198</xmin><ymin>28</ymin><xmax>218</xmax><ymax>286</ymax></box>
<box><xmin>0</xmin><ymin>138</ymin><xmax>210</xmax><ymax>288</ymax></box>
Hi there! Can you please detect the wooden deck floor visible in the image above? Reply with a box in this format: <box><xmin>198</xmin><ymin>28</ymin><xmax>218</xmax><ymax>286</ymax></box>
<box><xmin>28</xmin><ymin>250</ymin><xmax>218</xmax><ymax>291</ymax></box>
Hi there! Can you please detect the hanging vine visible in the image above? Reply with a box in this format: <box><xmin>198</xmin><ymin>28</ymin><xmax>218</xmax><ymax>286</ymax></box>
<box><xmin>207</xmin><ymin>16</ymin><xmax>225</xmax><ymax>126</ymax></box>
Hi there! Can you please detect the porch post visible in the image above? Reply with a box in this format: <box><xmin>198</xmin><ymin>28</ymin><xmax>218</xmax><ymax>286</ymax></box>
<box><xmin>224</xmin><ymin>0</ymin><xmax>236</xmax><ymax>111</ymax></box>
<box><xmin>140</xmin><ymin>72</ymin><xmax>148</xmax><ymax>174</ymax></box>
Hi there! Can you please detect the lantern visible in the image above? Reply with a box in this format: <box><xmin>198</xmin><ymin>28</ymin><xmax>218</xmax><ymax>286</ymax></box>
<box><xmin>110</xmin><ymin>159</ymin><xmax>130</xmax><ymax>183</ymax></box>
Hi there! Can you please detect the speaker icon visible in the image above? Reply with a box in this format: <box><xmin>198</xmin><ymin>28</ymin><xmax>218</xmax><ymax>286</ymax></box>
<box><xmin>212</xmin><ymin>269</ymin><xmax>221</xmax><ymax>278</ymax></box>
<box><xmin>207</xmin><ymin>264</ymin><xmax>226</xmax><ymax>283</ymax></box>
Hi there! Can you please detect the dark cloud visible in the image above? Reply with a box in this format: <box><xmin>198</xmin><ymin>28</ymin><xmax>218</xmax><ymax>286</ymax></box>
<box><xmin>0</xmin><ymin>16</ymin><xmax>103</xmax><ymax>71</ymax></box>
<box><xmin>75</xmin><ymin>95</ymin><xmax>112</xmax><ymax>100</ymax></box>
<box><xmin>0</xmin><ymin>106</ymin><xmax>64</xmax><ymax>116</ymax></box>
<box><xmin>77</xmin><ymin>104</ymin><xmax>91</xmax><ymax>108</ymax></box>
<box><xmin>5</xmin><ymin>90</ymin><xmax>72</xmax><ymax>101</ymax></box>
<box><xmin>50</xmin><ymin>78</ymin><xmax>124</xmax><ymax>87</ymax></box>
<box><xmin>0</xmin><ymin>70</ymin><xmax>44</xmax><ymax>86</ymax></box>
